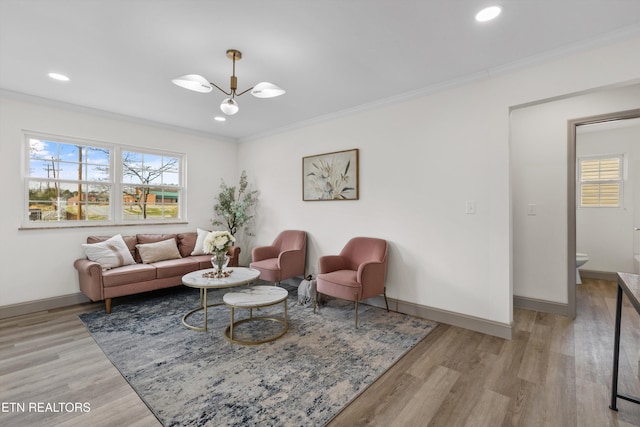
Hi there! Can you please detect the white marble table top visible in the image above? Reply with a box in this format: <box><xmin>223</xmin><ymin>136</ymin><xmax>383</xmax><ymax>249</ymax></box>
<box><xmin>223</xmin><ymin>285</ymin><xmax>288</xmax><ymax>308</ymax></box>
<box><xmin>182</xmin><ymin>267</ymin><xmax>260</xmax><ymax>289</ymax></box>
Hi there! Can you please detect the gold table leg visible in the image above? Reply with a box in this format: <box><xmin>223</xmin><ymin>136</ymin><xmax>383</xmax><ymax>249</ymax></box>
<box><xmin>182</xmin><ymin>288</ymin><xmax>220</xmax><ymax>332</ymax></box>
<box><xmin>223</xmin><ymin>298</ymin><xmax>289</xmax><ymax>345</ymax></box>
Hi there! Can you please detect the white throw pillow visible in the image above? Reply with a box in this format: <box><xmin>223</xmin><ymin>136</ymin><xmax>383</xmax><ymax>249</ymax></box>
<box><xmin>82</xmin><ymin>234</ymin><xmax>136</xmax><ymax>270</ymax></box>
<box><xmin>190</xmin><ymin>228</ymin><xmax>210</xmax><ymax>256</ymax></box>
<box><xmin>136</xmin><ymin>238</ymin><xmax>182</xmax><ymax>264</ymax></box>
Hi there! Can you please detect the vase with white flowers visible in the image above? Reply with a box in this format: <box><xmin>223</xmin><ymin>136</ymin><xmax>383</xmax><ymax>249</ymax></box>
<box><xmin>203</xmin><ymin>230</ymin><xmax>236</xmax><ymax>277</ymax></box>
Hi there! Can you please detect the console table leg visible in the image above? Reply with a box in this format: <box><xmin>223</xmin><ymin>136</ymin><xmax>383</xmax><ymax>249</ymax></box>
<box><xmin>610</xmin><ymin>284</ymin><xmax>623</xmax><ymax>411</ymax></box>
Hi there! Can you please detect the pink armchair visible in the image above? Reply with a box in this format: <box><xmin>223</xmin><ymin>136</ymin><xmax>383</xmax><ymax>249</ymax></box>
<box><xmin>314</xmin><ymin>237</ymin><xmax>389</xmax><ymax>328</ymax></box>
<box><xmin>250</xmin><ymin>230</ymin><xmax>307</xmax><ymax>284</ymax></box>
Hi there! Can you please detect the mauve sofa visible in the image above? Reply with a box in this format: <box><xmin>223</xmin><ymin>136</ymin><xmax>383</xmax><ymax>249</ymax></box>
<box><xmin>74</xmin><ymin>232</ymin><xmax>240</xmax><ymax>314</ymax></box>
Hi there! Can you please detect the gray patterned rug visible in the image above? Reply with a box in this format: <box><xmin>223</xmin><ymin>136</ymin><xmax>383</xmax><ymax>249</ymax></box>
<box><xmin>79</xmin><ymin>283</ymin><xmax>437</xmax><ymax>426</ymax></box>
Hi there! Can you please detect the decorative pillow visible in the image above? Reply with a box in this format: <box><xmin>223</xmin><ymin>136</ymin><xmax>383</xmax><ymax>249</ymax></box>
<box><xmin>190</xmin><ymin>228</ymin><xmax>210</xmax><ymax>256</ymax></box>
<box><xmin>136</xmin><ymin>238</ymin><xmax>182</xmax><ymax>264</ymax></box>
<box><xmin>82</xmin><ymin>234</ymin><xmax>136</xmax><ymax>270</ymax></box>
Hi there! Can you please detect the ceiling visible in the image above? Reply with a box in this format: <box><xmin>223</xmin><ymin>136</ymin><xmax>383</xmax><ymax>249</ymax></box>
<box><xmin>1</xmin><ymin>1</ymin><xmax>640</xmax><ymax>142</ymax></box>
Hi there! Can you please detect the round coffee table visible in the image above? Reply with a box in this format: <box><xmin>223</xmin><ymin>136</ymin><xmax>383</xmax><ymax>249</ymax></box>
<box><xmin>181</xmin><ymin>267</ymin><xmax>260</xmax><ymax>332</ymax></box>
<box><xmin>223</xmin><ymin>285</ymin><xmax>289</xmax><ymax>345</ymax></box>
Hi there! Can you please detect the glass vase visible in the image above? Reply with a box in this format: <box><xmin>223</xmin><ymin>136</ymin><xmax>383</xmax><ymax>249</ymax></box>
<box><xmin>211</xmin><ymin>251</ymin><xmax>230</xmax><ymax>277</ymax></box>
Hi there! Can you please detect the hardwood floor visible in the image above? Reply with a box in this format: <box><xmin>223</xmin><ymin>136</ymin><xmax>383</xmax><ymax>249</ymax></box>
<box><xmin>1</xmin><ymin>278</ymin><xmax>638</xmax><ymax>426</ymax></box>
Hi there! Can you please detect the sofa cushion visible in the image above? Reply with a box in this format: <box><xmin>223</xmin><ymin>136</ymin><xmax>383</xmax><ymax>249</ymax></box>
<box><xmin>135</xmin><ymin>234</ymin><xmax>177</xmax><ymax>263</ymax></box>
<box><xmin>154</xmin><ymin>257</ymin><xmax>200</xmax><ymax>279</ymax></box>
<box><xmin>191</xmin><ymin>228</ymin><xmax>210</xmax><ymax>256</ymax></box>
<box><xmin>87</xmin><ymin>235</ymin><xmax>137</xmax><ymax>260</ymax></box>
<box><xmin>317</xmin><ymin>270</ymin><xmax>359</xmax><ymax>288</ymax></box>
<box><xmin>250</xmin><ymin>257</ymin><xmax>278</xmax><ymax>271</ymax></box>
<box><xmin>191</xmin><ymin>254</ymin><xmax>215</xmax><ymax>270</ymax></box>
<box><xmin>82</xmin><ymin>234</ymin><xmax>136</xmax><ymax>270</ymax></box>
<box><xmin>136</xmin><ymin>238</ymin><xmax>182</xmax><ymax>264</ymax></box>
<box><xmin>177</xmin><ymin>229</ymin><xmax>209</xmax><ymax>257</ymax></box>
<box><xmin>177</xmin><ymin>232</ymin><xmax>196</xmax><ymax>257</ymax></box>
<box><xmin>101</xmin><ymin>263</ymin><xmax>157</xmax><ymax>287</ymax></box>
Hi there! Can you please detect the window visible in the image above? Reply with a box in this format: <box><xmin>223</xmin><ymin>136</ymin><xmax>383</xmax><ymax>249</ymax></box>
<box><xmin>24</xmin><ymin>133</ymin><xmax>185</xmax><ymax>227</ymax></box>
<box><xmin>121</xmin><ymin>151</ymin><xmax>181</xmax><ymax>220</ymax></box>
<box><xmin>578</xmin><ymin>155</ymin><xmax>623</xmax><ymax>208</ymax></box>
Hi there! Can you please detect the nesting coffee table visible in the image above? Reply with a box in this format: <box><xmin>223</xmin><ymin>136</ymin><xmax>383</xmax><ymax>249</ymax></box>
<box><xmin>223</xmin><ymin>285</ymin><xmax>289</xmax><ymax>345</ymax></box>
<box><xmin>181</xmin><ymin>267</ymin><xmax>260</xmax><ymax>332</ymax></box>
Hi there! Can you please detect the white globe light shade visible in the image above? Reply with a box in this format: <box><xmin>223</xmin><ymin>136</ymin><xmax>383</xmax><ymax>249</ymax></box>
<box><xmin>220</xmin><ymin>98</ymin><xmax>239</xmax><ymax>115</ymax></box>
<box><xmin>171</xmin><ymin>74</ymin><xmax>213</xmax><ymax>93</ymax></box>
<box><xmin>251</xmin><ymin>82</ymin><xmax>285</xmax><ymax>98</ymax></box>
<box><xmin>475</xmin><ymin>6</ymin><xmax>502</xmax><ymax>22</ymax></box>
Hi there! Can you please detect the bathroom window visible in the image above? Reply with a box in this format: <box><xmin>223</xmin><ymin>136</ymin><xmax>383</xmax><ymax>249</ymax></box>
<box><xmin>578</xmin><ymin>155</ymin><xmax>623</xmax><ymax>208</ymax></box>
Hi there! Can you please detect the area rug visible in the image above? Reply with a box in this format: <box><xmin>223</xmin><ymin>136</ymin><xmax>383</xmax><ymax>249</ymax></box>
<box><xmin>79</xmin><ymin>284</ymin><xmax>437</xmax><ymax>426</ymax></box>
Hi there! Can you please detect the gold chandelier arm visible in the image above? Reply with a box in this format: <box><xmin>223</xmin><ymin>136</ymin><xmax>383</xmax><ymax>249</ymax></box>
<box><xmin>209</xmin><ymin>81</ymin><xmax>232</xmax><ymax>96</ymax></box>
<box><xmin>235</xmin><ymin>86</ymin><xmax>255</xmax><ymax>97</ymax></box>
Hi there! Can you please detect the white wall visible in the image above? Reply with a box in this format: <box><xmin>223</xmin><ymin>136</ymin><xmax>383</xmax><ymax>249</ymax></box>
<box><xmin>511</xmin><ymin>85</ymin><xmax>640</xmax><ymax>303</ymax></box>
<box><xmin>240</xmin><ymin>80</ymin><xmax>511</xmax><ymax>324</ymax></box>
<box><xmin>240</xmin><ymin>35</ymin><xmax>640</xmax><ymax>326</ymax></box>
<box><xmin>0</xmin><ymin>94</ymin><xmax>237</xmax><ymax>306</ymax></box>
<box><xmin>576</xmin><ymin>122</ymin><xmax>640</xmax><ymax>273</ymax></box>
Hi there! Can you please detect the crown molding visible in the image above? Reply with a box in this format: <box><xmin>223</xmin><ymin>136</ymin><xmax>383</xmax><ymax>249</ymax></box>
<box><xmin>240</xmin><ymin>24</ymin><xmax>640</xmax><ymax>143</ymax></box>
<box><xmin>0</xmin><ymin>89</ymin><xmax>237</xmax><ymax>143</ymax></box>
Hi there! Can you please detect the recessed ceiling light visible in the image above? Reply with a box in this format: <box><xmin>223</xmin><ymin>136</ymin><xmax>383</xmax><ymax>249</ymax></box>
<box><xmin>214</xmin><ymin>116</ymin><xmax>226</xmax><ymax>122</ymax></box>
<box><xmin>48</xmin><ymin>72</ymin><xmax>70</xmax><ymax>82</ymax></box>
<box><xmin>475</xmin><ymin>6</ymin><xmax>502</xmax><ymax>22</ymax></box>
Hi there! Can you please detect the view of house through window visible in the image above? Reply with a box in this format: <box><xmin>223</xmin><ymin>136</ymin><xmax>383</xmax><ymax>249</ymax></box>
<box><xmin>122</xmin><ymin>151</ymin><xmax>181</xmax><ymax>220</ymax></box>
<box><xmin>25</xmin><ymin>134</ymin><xmax>184</xmax><ymax>227</ymax></box>
<box><xmin>578</xmin><ymin>155</ymin><xmax>622</xmax><ymax>207</ymax></box>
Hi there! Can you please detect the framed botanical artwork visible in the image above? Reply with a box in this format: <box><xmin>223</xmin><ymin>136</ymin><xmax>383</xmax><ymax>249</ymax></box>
<box><xmin>302</xmin><ymin>149</ymin><xmax>359</xmax><ymax>201</ymax></box>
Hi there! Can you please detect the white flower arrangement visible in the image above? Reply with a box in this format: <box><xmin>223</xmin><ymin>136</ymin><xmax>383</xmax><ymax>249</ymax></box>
<box><xmin>203</xmin><ymin>230</ymin><xmax>236</xmax><ymax>254</ymax></box>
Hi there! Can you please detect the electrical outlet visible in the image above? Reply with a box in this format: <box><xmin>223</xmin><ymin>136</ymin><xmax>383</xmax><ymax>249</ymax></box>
<box><xmin>465</xmin><ymin>200</ymin><xmax>476</xmax><ymax>214</ymax></box>
<box><xmin>527</xmin><ymin>204</ymin><xmax>537</xmax><ymax>215</ymax></box>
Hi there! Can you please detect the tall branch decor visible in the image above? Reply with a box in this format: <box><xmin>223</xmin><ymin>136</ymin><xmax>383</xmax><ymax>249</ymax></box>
<box><xmin>212</xmin><ymin>170</ymin><xmax>258</xmax><ymax>236</ymax></box>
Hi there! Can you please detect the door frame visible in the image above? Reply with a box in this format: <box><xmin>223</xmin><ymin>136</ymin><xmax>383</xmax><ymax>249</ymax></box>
<box><xmin>567</xmin><ymin>108</ymin><xmax>640</xmax><ymax>318</ymax></box>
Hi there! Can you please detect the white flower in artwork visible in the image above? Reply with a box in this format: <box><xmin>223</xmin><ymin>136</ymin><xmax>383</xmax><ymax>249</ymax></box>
<box><xmin>306</xmin><ymin>155</ymin><xmax>355</xmax><ymax>200</ymax></box>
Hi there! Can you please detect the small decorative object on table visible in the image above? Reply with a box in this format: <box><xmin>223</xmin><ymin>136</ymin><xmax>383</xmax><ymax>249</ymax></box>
<box><xmin>203</xmin><ymin>230</ymin><xmax>236</xmax><ymax>278</ymax></box>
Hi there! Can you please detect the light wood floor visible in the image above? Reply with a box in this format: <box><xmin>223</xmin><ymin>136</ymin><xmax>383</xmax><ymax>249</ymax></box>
<box><xmin>1</xmin><ymin>278</ymin><xmax>639</xmax><ymax>426</ymax></box>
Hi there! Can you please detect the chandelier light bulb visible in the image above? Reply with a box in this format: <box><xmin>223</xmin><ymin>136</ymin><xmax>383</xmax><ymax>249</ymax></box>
<box><xmin>220</xmin><ymin>98</ymin><xmax>239</xmax><ymax>115</ymax></box>
<box><xmin>48</xmin><ymin>72</ymin><xmax>70</xmax><ymax>82</ymax></box>
<box><xmin>475</xmin><ymin>6</ymin><xmax>502</xmax><ymax>22</ymax></box>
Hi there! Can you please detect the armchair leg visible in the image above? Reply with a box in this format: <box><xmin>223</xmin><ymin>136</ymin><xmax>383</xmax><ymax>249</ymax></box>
<box><xmin>383</xmin><ymin>287</ymin><xmax>389</xmax><ymax>312</ymax></box>
<box><xmin>355</xmin><ymin>293</ymin><xmax>359</xmax><ymax>329</ymax></box>
<box><xmin>105</xmin><ymin>298</ymin><xmax>112</xmax><ymax>314</ymax></box>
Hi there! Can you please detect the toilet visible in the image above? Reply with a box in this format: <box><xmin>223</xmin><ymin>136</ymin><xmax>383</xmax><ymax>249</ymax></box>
<box><xmin>576</xmin><ymin>253</ymin><xmax>589</xmax><ymax>284</ymax></box>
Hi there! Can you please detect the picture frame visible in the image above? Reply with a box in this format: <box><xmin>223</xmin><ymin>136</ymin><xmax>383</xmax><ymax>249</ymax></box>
<box><xmin>302</xmin><ymin>148</ymin><xmax>359</xmax><ymax>201</ymax></box>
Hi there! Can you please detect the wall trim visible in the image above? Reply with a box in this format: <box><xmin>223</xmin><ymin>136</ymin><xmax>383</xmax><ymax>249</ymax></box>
<box><xmin>365</xmin><ymin>295</ymin><xmax>512</xmax><ymax>340</ymax></box>
<box><xmin>0</xmin><ymin>89</ymin><xmax>236</xmax><ymax>143</ymax></box>
<box><xmin>513</xmin><ymin>295</ymin><xmax>570</xmax><ymax>317</ymax></box>
<box><xmin>2</xmin><ymin>289</ymin><xmax>513</xmax><ymax>340</ymax></box>
<box><xmin>579</xmin><ymin>269</ymin><xmax>617</xmax><ymax>281</ymax></box>
<box><xmin>0</xmin><ymin>293</ymin><xmax>90</xmax><ymax>320</ymax></box>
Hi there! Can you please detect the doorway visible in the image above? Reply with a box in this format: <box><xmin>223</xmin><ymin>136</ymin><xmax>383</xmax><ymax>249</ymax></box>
<box><xmin>567</xmin><ymin>109</ymin><xmax>640</xmax><ymax>318</ymax></box>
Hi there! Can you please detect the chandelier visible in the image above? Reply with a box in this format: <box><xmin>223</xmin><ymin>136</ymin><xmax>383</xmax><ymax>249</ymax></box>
<box><xmin>171</xmin><ymin>49</ymin><xmax>285</xmax><ymax>116</ymax></box>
